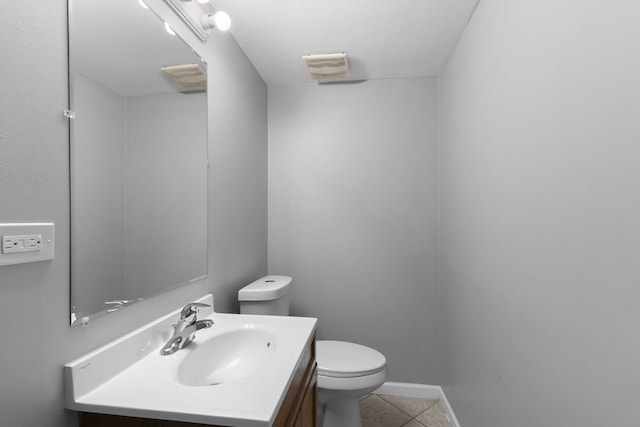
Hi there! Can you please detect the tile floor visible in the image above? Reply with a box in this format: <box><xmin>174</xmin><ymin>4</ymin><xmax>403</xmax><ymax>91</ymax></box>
<box><xmin>359</xmin><ymin>394</ymin><xmax>453</xmax><ymax>427</ymax></box>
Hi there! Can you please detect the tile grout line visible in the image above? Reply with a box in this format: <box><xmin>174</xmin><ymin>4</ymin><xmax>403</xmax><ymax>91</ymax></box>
<box><xmin>375</xmin><ymin>394</ymin><xmax>444</xmax><ymax>427</ymax></box>
<box><xmin>400</xmin><ymin>416</ymin><xmax>428</xmax><ymax>427</ymax></box>
<box><xmin>378</xmin><ymin>394</ymin><xmax>440</xmax><ymax>413</ymax></box>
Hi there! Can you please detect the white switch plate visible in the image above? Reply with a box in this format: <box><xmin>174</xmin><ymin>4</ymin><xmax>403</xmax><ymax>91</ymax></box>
<box><xmin>0</xmin><ymin>223</ymin><xmax>54</xmax><ymax>266</ymax></box>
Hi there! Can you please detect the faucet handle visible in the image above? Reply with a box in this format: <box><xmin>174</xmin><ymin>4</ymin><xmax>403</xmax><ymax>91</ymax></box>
<box><xmin>180</xmin><ymin>302</ymin><xmax>211</xmax><ymax>320</ymax></box>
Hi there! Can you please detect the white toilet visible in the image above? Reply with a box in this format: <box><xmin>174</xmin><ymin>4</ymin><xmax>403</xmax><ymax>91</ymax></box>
<box><xmin>238</xmin><ymin>275</ymin><xmax>387</xmax><ymax>427</ymax></box>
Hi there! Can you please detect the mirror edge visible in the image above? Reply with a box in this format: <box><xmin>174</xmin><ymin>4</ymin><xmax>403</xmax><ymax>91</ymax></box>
<box><xmin>162</xmin><ymin>0</ymin><xmax>207</xmax><ymax>41</ymax></box>
<box><xmin>68</xmin><ymin>0</ymin><xmax>210</xmax><ymax>327</ymax></box>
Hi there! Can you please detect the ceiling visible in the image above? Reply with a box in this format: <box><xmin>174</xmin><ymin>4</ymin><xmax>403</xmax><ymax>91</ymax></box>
<box><xmin>70</xmin><ymin>0</ymin><xmax>203</xmax><ymax>97</ymax></box>
<box><xmin>208</xmin><ymin>0</ymin><xmax>480</xmax><ymax>86</ymax></box>
<box><xmin>69</xmin><ymin>0</ymin><xmax>480</xmax><ymax>94</ymax></box>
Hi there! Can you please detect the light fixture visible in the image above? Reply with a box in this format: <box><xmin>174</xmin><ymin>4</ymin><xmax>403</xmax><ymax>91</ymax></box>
<box><xmin>162</xmin><ymin>0</ymin><xmax>227</xmax><ymax>41</ymax></box>
<box><xmin>195</xmin><ymin>0</ymin><xmax>210</xmax><ymax>3</ymax></box>
<box><xmin>138</xmin><ymin>0</ymin><xmax>149</xmax><ymax>9</ymax></box>
<box><xmin>200</xmin><ymin>11</ymin><xmax>231</xmax><ymax>31</ymax></box>
<box><xmin>164</xmin><ymin>22</ymin><xmax>177</xmax><ymax>36</ymax></box>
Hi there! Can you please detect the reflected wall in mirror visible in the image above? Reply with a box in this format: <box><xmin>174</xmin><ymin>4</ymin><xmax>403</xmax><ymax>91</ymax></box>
<box><xmin>69</xmin><ymin>0</ymin><xmax>208</xmax><ymax>326</ymax></box>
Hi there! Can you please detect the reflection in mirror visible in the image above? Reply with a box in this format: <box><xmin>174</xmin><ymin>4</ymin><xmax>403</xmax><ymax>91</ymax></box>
<box><xmin>69</xmin><ymin>0</ymin><xmax>208</xmax><ymax>326</ymax></box>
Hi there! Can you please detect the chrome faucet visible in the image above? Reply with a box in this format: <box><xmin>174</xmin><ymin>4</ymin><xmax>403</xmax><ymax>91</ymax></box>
<box><xmin>160</xmin><ymin>302</ymin><xmax>213</xmax><ymax>356</ymax></box>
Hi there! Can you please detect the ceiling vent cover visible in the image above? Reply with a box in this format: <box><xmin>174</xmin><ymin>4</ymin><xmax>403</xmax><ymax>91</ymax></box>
<box><xmin>160</xmin><ymin>64</ymin><xmax>207</xmax><ymax>91</ymax></box>
<box><xmin>302</xmin><ymin>53</ymin><xmax>349</xmax><ymax>80</ymax></box>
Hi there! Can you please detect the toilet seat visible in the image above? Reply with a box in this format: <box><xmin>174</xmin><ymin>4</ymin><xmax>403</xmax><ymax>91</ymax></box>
<box><xmin>317</xmin><ymin>340</ymin><xmax>387</xmax><ymax>378</ymax></box>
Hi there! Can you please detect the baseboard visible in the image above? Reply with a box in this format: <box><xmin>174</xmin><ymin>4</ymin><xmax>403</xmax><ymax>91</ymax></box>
<box><xmin>372</xmin><ymin>382</ymin><xmax>461</xmax><ymax>427</ymax></box>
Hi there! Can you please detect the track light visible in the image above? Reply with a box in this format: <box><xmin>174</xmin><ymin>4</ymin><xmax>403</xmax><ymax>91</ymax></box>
<box><xmin>200</xmin><ymin>11</ymin><xmax>231</xmax><ymax>31</ymax></box>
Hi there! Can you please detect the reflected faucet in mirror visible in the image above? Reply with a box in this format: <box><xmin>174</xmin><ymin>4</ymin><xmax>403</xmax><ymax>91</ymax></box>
<box><xmin>104</xmin><ymin>299</ymin><xmax>136</xmax><ymax>313</ymax></box>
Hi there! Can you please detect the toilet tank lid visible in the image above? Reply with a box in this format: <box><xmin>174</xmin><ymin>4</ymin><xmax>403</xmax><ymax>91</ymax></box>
<box><xmin>238</xmin><ymin>275</ymin><xmax>292</xmax><ymax>301</ymax></box>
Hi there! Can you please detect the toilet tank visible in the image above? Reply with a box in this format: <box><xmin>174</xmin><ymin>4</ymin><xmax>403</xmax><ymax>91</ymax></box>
<box><xmin>238</xmin><ymin>275</ymin><xmax>292</xmax><ymax>316</ymax></box>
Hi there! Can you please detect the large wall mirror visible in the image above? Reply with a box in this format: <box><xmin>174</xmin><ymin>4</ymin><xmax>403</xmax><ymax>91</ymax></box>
<box><xmin>68</xmin><ymin>0</ymin><xmax>208</xmax><ymax>326</ymax></box>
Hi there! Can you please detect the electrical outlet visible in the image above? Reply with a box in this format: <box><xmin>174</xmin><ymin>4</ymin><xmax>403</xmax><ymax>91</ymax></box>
<box><xmin>0</xmin><ymin>223</ymin><xmax>54</xmax><ymax>266</ymax></box>
<box><xmin>2</xmin><ymin>234</ymin><xmax>43</xmax><ymax>253</ymax></box>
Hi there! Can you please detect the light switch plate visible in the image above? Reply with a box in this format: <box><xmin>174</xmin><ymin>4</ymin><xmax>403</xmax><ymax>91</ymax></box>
<box><xmin>0</xmin><ymin>223</ymin><xmax>54</xmax><ymax>266</ymax></box>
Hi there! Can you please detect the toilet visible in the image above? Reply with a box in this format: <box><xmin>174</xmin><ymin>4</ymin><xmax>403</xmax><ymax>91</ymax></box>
<box><xmin>238</xmin><ymin>275</ymin><xmax>387</xmax><ymax>427</ymax></box>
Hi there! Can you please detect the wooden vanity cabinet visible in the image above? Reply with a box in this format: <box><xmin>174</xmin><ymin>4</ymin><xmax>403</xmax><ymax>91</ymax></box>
<box><xmin>80</xmin><ymin>335</ymin><xmax>317</xmax><ymax>427</ymax></box>
<box><xmin>272</xmin><ymin>334</ymin><xmax>316</xmax><ymax>427</ymax></box>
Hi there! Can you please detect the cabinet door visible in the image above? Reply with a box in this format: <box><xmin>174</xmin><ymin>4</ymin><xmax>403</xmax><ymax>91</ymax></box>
<box><xmin>295</xmin><ymin>369</ymin><xmax>317</xmax><ymax>427</ymax></box>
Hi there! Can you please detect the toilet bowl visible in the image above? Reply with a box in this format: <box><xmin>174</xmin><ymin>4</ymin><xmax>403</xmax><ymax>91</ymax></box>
<box><xmin>316</xmin><ymin>340</ymin><xmax>387</xmax><ymax>427</ymax></box>
<box><xmin>238</xmin><ymin>276</ymin><xmax>388</xmax><ymax>427</ymax></box>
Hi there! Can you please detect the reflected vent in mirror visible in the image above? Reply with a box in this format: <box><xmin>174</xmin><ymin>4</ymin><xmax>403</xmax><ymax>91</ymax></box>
<box><xmin>302</xmin><ymin>53</ymin><xmax>349</xmax><ymax>80</ymax></box>
<box><xmin>161</xmin><ymin>63</ymin><xmax>207</xmax><ymax>91</ymax></box>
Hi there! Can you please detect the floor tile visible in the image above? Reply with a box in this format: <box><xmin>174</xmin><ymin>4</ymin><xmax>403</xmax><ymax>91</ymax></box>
<box><xmin>378</xmin><ymin>394</ymin><xmax>438</xmax><ymax>417</ymax></box>
<box><xmin>415</xmin><ymin>401</ymin><xmax>452</xmax><ymax>427</ymax></box>
<box><xmin>400</xmin><ymin>420</ymin><xmax>428</xmax><ymax>427</ymax></box>
<box><xmin>360</xmin><ymin>394</ymin><xmax>413</xmax><ymax>427</ymax></box>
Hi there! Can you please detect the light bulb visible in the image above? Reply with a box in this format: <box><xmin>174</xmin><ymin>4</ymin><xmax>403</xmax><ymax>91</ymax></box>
<box><xmin>213</xmin><ymin>11</ymin><xmax>231</xmax><ymax>31</ymax></box>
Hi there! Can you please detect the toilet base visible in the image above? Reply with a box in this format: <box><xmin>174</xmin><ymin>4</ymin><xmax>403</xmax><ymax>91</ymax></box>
<box><xmin>317</xmin><ymin>366</ymin><xmax>388</xmax><ymax>427</ymax></box>
<box><xmin>318</xmin><ymin>392</ymin><xmax>362</xmax><ymax>427</ymax></box>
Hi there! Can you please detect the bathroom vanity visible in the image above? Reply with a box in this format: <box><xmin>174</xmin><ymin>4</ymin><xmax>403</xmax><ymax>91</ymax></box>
<box><xmin>79</xmin><ymin>337</ymin><xmax>316</xmax><ymax>426</ymax></box>
<box><xmin>65</xmin><ymin>296</ymin><xmax>318</xmax><ymax>427</ymax></box>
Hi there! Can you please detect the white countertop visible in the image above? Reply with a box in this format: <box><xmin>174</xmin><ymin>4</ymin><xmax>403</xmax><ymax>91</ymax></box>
<box><xmin>64</xmin><ymin>295</ymin><xmax>317</xmax><ymax>426</ymax></box>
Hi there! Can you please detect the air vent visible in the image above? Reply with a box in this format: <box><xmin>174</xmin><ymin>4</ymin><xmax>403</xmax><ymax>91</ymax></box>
<box><xmin>302</xmin><ymin>53</ymin><xmax>349</xmax><ymax>80</ymax></box>
<box><xmin>160</xmin><ymin>63</ymin><xmax>207</xmax><ymax>91</ymax></box>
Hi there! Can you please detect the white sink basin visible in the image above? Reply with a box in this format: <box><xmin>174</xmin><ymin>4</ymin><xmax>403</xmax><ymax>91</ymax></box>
<box><xmin>64</xmin><ymin>295</ymin><xmax>317</xmax><ymax>427</ymax></box>
<box><xmin>176</xmin><ymin>327</ymin><xmax>277</xmax><ymax>386</ymax></box>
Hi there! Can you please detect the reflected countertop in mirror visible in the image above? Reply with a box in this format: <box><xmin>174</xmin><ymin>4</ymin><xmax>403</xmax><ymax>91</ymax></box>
<box><xmin>68</xmin><ymin>0</ymin><xmax>208</xmax><ymax>326</ymax></box>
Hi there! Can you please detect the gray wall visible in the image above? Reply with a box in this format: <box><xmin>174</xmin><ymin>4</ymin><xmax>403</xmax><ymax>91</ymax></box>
<box><xmin>71</xmin><ymin>79</ymin><xmax>209</xmax><ymax>316</ymax></box>
<box><xmin>207</xmin><ymin>21</ymin><xmax>269</xmax><ymax>313</ymax></box>
<box><xmin>125</xmin><ymin>92</ymin><xmax>207</xmax><ymax>300</ymax></box>
<box><xmin>268</xmin><ymin>79</ymin><xmax>440</xmax><ymax>384</ymax></box>
<box><xmin>71</xmin><ymin>73</ymin><xmax>126</xmax><ymax>316</ymax></box>
<box><xmin>439</xmin><ymin>1</ymin><xmax>640</xmax><ymax>426</ymax></box>
<box><xmin>0</xmin><ymin>0</ymin><xmax>267</xmax><ymax>425</ymax></box>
